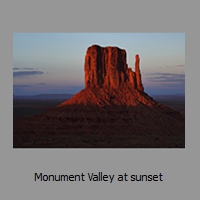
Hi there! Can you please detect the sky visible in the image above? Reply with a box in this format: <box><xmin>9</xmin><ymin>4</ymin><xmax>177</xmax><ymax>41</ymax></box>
<box><xmin>13</xmin><ymin>33</ymin><xmax>185</xmax><ymax>95</ymax></box>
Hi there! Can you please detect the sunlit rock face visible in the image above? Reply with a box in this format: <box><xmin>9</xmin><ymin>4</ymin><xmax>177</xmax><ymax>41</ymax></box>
<box><xmin>84</xmin><ymin>44</ymin><xmax>143</xmax><ymax>91</ymax></box>
<box><xmin>135</xmin><ymin>54</ymin><xmax>144</xmax><ymax>92</ymax></box>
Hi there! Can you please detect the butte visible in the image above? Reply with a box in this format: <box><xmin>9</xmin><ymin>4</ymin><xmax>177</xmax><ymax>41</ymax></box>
<box><xmin>13</xmin><ymin>44</ymin><xmax>185</xmax><ymax>148</ymax></box>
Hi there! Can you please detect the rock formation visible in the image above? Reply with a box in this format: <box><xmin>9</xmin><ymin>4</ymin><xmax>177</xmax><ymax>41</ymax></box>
<box><xmin>58</xmin><ymin>45</ymin><xmax>153</xmax><ymax>107</ymax></box>
<box><xmin>135</xmin><ymin>54</ymin><xmax>144</xmax><ymax>92</ymax></box>
<box><xmin>84</xmin><ymin>45</ymin><xmax>142</xmax><ymax>91</ymax></box>
<box><xmin>13</xmin><ymin>44</ymin><xmax>185</xmax><ymax>148</ymax></box>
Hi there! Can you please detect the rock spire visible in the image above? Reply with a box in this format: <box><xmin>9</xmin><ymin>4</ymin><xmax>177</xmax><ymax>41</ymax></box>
<box><xmin>135</xmin><ymin>54</ymin><xmax>144</xmax><ymax>92</ymax></box>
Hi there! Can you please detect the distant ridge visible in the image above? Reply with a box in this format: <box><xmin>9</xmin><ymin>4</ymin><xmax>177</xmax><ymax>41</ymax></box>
<box><xmin>13</xmin><ymin>93</ymin><xmax>74</xmax><ymax>100</ymax></box>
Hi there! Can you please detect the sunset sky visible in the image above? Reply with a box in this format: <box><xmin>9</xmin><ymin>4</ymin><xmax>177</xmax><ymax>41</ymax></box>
<box><xmin>13</xmin><ymin>33</ymin><xmax>185</xmax><ymax>95</ymax></box>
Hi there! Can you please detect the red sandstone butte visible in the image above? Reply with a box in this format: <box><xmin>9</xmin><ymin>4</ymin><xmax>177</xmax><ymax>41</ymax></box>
<box><xmin>58</xmin><ymin>45</ymin><xmax>151</xmax><ymax>107</ymax></box>
<box><xmin>57</xmin><ymin>44</ymin><xmax>179</xmax><ymax>108</ymax></box>
<box><xmin>84</xmin><ymin>44</ymin><xmax>142</xmax><ymax>90</ymax></box>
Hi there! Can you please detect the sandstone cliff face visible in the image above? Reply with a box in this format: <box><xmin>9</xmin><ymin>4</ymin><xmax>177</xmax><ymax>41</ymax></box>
<box><xmin>84</xmin><ymin>45</ymin><xmax>142</xmax><ymax>90</ymax></box>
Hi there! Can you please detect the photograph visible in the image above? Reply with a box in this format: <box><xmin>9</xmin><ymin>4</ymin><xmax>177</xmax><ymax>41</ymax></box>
<box><xmin>13</xmin><ymin>33</ymin><xmax>185</xmax><ymax>148</ymax></box>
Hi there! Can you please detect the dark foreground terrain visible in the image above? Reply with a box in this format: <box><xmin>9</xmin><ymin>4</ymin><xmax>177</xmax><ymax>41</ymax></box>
<box><xmin>152</xmin><ymin>95</ymin><xmax>185</xmax><ymax>116</ymax></box>
<box><xmin>13</xmin><ymin>94</ymin><xmax>185</xmax><ymax>148</ymax></box>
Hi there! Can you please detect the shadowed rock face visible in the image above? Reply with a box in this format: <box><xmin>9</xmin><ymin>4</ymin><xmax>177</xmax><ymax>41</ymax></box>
<box><xmin>84</xmin><ymin>45</ymin><xmax>142</xmax><ymax>90</ymax></box>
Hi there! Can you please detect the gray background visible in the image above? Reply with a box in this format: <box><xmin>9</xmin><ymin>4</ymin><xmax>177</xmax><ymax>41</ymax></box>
<box><xmin>0</xmin><ymin>0</ymin><xmax>198</xmax><ymax>199</ymax></box>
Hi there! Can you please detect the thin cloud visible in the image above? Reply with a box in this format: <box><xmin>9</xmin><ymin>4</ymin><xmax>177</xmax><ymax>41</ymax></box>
<box><xmin>22</xmin><ymin>67</ymin><xmax>37</xmax><ymax>70</ymax></box>
<box><xmin>13</xmin><ymin>70</ymin><xmax>44</xmax><ymax>77</ymax></box>
<box><xmin>145</xmin><ymin>72</ymin><xmax>185</xmax><ymax>83</ymax></box>
<box><xmin>13</xmin><ymin>67</ymin><xmax>20</xmax><ymax>70</ymax></box>
<box><xmin>159</xmin><ymin>64</ymin><xmax>185</xmax><ymax>69</ymax></box>
<box><xmin>13</xmin><ymin>67</ymin><xmax>38</xmax><ymax>70</ymax></box>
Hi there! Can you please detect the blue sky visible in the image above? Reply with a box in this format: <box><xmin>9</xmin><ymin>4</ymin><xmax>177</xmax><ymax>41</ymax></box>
<box><xmin>13</xmin><ymin>33</ymin><xmax>185</xmax><ymax>95</ymax></box>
